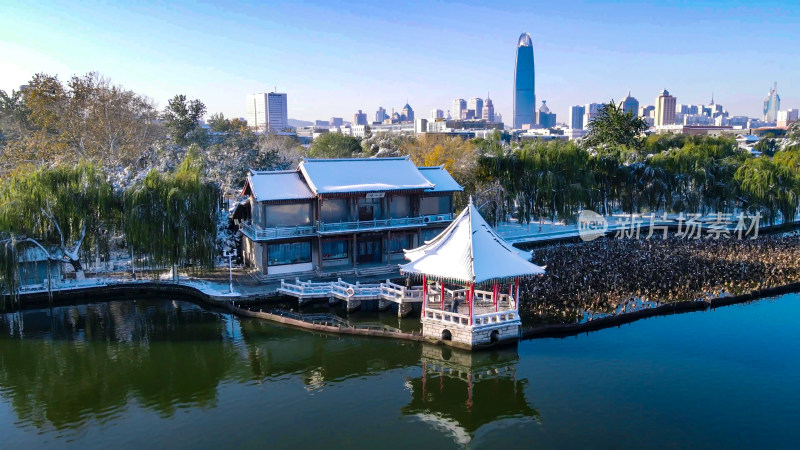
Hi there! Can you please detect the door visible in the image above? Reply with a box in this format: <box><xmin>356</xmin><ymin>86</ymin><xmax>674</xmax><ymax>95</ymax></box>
<box><xmin>357</xmin><ymin>238</ymin><xmax>382</xmax><ymax>264</ymax></box>
<box><xmin>358</xmin><ymin>205</ymin><xmax>374</xmax><ymax>221</ymax></box>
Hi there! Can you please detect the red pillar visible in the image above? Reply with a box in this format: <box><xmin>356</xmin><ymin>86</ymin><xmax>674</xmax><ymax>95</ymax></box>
<box><xmin>514</xmin><ymin>277</ymin><xmax>520</xmax><ymax>310</ymax></box>
<box><xmin>441</xmin><ymin>281</ymin><xmax>445</xmax><ymax>311</ymax></box>
<box><xmin>469</xmin><ymin>283</ymin><xmax>475</xmax><ymax>325</ymax></box>
<box><xmin>493</xmin><ymin>282</ymin><xmax>499</xmax><ymax>312</ymax></box>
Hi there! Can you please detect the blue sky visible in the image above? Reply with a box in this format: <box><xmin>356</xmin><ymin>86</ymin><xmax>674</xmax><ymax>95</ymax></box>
<box><xmin>1</xmin><ymin>0</ymin><xmax>797</xmax><ymax>123</ymax></box>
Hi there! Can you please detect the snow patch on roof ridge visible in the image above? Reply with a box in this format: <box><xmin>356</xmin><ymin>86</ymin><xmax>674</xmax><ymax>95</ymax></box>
<box><xmin>302</xmin><ymin>156</ymin><xmax>411</xmax><ymax>163</ymax></box>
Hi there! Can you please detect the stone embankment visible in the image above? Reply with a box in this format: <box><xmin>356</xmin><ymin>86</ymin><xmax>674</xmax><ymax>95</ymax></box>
<box><xmin>7</xmin><ymin>279</ymin><xmax>800</xmax><ymax>349</ymax></box>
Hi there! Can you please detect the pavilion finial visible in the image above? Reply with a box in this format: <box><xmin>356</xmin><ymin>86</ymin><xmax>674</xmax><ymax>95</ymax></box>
<box><xmin>468</xmin><ymin>195</ymin><xmax>473</xmax><ymax>206</ymax></box>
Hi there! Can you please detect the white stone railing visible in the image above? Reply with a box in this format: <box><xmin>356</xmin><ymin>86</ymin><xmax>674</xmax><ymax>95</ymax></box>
<box><xmin>425</xmin><ymin>310</ymin><xmax>472</xmax><ymax>326</ymax></box>
<box><xmin>473</xmin><ymin>311</ymin><xmax>518</xmax><ymax>326</ymax></box>
<box><xmin>278</xmin><ymin>278</ymin><xmax>332</xmax><ymax>296</ymax></box>
<box><xmin>379</xmin><ymin>280</ymin><xmax>423</xmax><ymax>302</ymax></box>
<box><xmin>242</xmin><ymin>222</ymin><xmax>316</xmax><ymax>241</ymax></box>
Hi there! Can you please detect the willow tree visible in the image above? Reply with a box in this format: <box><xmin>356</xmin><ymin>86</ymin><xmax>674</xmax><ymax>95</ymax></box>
<box><xmin>735</xmin><ymin>156</ymin><xmax>800</xmax><ymax>226</ymax></box>
<box><xmin>0</xmin><ymin>163</ymin><xmax>116</xmax><ymax>281</ymax></box>
<box><xmin>124</xmin><ymin>147</ymin><xmax>219</xmax><ymax>280</ymax></box>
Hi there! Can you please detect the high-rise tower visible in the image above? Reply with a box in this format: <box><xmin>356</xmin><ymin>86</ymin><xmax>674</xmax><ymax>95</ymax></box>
<box><xmin>763</xmin><ymin>82</ymin><xmax>780</xmax><ymax>123</ymax></box>
<box><xmin>513</xmin><ymin>32</ymin><xmax>535</xmax><ymax>129</ymax></box>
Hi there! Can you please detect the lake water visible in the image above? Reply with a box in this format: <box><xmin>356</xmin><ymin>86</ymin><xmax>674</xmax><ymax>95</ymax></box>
<box><xmin>1</xmin><ymin>294</ymin><xmax>799</xmax><ymax>449</ymax></box>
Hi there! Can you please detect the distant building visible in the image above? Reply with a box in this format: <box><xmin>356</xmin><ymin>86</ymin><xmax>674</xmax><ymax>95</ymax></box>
<box><xmin>329</xmin><ymin>117</ymin><xmax>344</xmax><ymax>127</ymax></box>
<box><xmin>677</xmin><ymin>104</ymin><xmax>699</xmax><ymax>115</ymax></box>
<box><xmin>639</xmin><ymin>105</ymin><xmax>655</xmax><ymax>119</ymax></box>
<box><xmin>430</xmin><ymin>109</ymin><xmax>444</xmax><ymax>120</ymax></box>
<box><xmin>315</xmin><ymin>120</ymin><xmax>329</xmax><ymax>128</ymax></box>
<box><xmin>620</xmin><ymin>92</ymin><xmax>639</xmax><ymax>116</ymax></box>
<box><xmin>352</xmin><ymin>124</ymin><xmax>369</xmax><ymax>138</ymax></box>
<box><xmin>482</xmin><ymin>97</ymin><xmax>495</xmax><ymax>122</ymax></box>
<box><xmin>763</xmin><ymin>82</ymin><xmax>780</xmax><ymax>123</ymax></box>
<box><xmin>566</xmin><ymin>128</ymin><xmax>588</xmax><ymax>141</ymax></box>
<box><xmin>414</xmin><ymin>118</ymin><xmax>428</xmax><ymax>134</ymax></box>
<box><xmin>513</xmin><ymin>32</ymin><xmax>536</xmax><ymax>128</ymax></box>
<box><xmin>452</xmin><ymin>99</ymin><xmax>466</xmax><ymax>122</ymax></box>
<box><xmin>353</xmin><ymin>110</ymin><xmax>368</xmax><ymax>126</ymax></box>
<box><xmin>583</xmin><ymin>103</ymin><xmax>602</xmax><ymax>129</ymax></box>
<box><xmin>536</xmin><ymin>101</ymin><xmax>556</xmax><ymax>129</ymax></box>
<box><xmin>569</xmin><ymin>105</ymin><xmax>585</xmax><ymax>129</ymax></box>
<box><xmin>654</xmin><ymin>90</ymin><xmax>676</xmax><ymax>126</ymax></box>
<box><xmin>246</xmin><ymin>92</ymin><xmax>288</xmax><ymax>132</ymax></box>
<box><xmin>401</xmin><ymin>103</ymin><xmax>415</xmax><ymax>123</ymax></box>
<box><xmin>468</xmin><ymin>98</ymin><xmax>484</xmax><ymax>120</ymax></box>
<box><xmin>375</xmin><ymin>107</ymin><xmax>388</xmax><ymax>123</ymax></box>
<box><xmin>777</xmin><ymin>109</ymin><xmax>799</xmax><ymax>128</ymax></box>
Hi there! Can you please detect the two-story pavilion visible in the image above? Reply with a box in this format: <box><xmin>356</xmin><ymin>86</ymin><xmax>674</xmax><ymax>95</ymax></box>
<box><xmin>239</xmin><ymin>157</ymin><xmax>462</xmax><ymax>278</ymax></box>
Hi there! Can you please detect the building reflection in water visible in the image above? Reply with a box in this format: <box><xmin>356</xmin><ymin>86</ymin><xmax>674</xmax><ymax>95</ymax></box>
<box><xmin>403</xmin><ymin>345</ymin><xmax>539</xmax><ymax>446</ymax></box>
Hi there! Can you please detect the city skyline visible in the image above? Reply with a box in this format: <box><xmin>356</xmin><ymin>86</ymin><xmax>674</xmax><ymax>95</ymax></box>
<box><xmin>2</xmin><ymin>1</ymin><xmax>798</xmax><ymax>124</ymax></box>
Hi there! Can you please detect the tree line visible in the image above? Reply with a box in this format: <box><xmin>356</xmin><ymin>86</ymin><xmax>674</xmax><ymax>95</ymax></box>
<box><xmin>3</xmin><ymin>71</ymin><xmax>800</xmax><ymax>297</ymax></box>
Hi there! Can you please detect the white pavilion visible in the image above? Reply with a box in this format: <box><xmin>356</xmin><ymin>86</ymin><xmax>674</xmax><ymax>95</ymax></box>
<box><xmin>400</xmin><ymin>199</ymin><xmax>545</xmax><ymax>347</ymax></box>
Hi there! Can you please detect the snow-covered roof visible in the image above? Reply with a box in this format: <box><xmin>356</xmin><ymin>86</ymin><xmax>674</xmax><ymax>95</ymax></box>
<box><xmin>418</xmin><ymin>166</ymin><xmax>464</xmax><ymax>193</ymax></box>
<box><xmin>401</xmin><ymin>200</ymin><xmax>545</xmax><ymax>284</ymax></box>
<box><xmin>299</xmin><ymin>157</ymin><xmax>435</xmax><ymax>195</ymax></box>
<box><xmin>244</xmin><ymin>170</ymin><xmax>315</xmax><ymax>202</ymax></box>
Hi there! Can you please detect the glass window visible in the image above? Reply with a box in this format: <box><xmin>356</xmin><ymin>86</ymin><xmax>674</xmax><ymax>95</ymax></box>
<box><xmin>357</xmin><ymin>197</ymin><xmax>382</xmax><ymax>220</ymax></box>
<box><xmin>267</xmin><ymin>241</ymin><xmax>311</xmax><ymax>266</ymax></box>
<box><xmin>420</xmin><ymin>195</ymin><xmax>451</xmax><ymax>215</ymax></box>
<box><xmin>321</xmin><ymin>198</ymin><xmax>349</xmax><ymax>222</ymax></box>
<box><xmin>389</xmin><ymin>195</ymin><xmax>411</xmax><ymax>218</ymax></box>
<box><xmin>265</xmin><ymin>203</ymin><xmax>312</xmax><ymax>227</ymax></box>
<box><xmin>421</xmin><ymin>228</ymin><xmax>441</xmax><ymax>242</ymax></box>
<box><xmin>322</xmin><ymin>239</ymin><xmax>349</xmax><ymax>260</ymax></box>
<box><xmin>390</xmin><ymin>234</ymin><xmax>413</xmax><ymax>253</ymax></box>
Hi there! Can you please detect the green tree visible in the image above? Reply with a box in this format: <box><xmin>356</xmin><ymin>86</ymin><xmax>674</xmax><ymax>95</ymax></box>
<box><xmin>735</xmin><ymin>156</ymin><xmax>800</xmax><ymax>225</ymax></box>
<box><xmin>307</xmin><ymin>132</ymin><xmax>361</xmax><ymax>158</ymax></box>
<box><xmin>0</xmin><ymin>163</ymin><xmax>117</xmax><ymax>282</ymax></box>
<box><xmin>161</xmin><ymin>95</ymin><xmax>206</xmax><ymax>146</ymax></box>
<box><xmin>124</xmin><ymin>147</ymin><xmax>219</xmax><ymax>279</ymax></box>
<box><xmin>583</xmin><ymin>101</ymin><xmax>649</xmax><ymax>151</ymax></box>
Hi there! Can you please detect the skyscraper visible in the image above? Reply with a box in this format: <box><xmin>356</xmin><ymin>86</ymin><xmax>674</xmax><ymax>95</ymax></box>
<box><xmin>569</xmin><ymin>105</ymin><xmax>585</xmax><ymax>129</ymax></box>
<box><xmin>375</xmin><ymin>107</ymin><xmax>388</xmax><ymax>123</ymax></box>
<box><xmin>246</xmin><ymin>92</ymin><xmax>288</xmax><ymax>132</ymax></box>
<box><xmin>537</xmin><ymin>101</ymin><xmax>556</xmax><ymax>129</ymax></box>
<box><xmin>430</xmin><ymin>109</ymin><xmax>444</xmax><ymax>120</ymax></box>
<box><xmin>353</xmin><ymin>110</ymin><xmax>368</xmax><ymax>126</ymax></box>
<box><xmin>482</xmin><ymin>97</ymin><xmax>495</xmax><ymax>123</ymax></box>
<box><xmin>583</xmin><ymin>103</ymin><xmax>602</xmax><ymax>129</ymax></box>
<box><xmin>763</xmin><ymin>82</ymin><xmax>780</xmax><ymax>123</ymax></box>
<box><xmin>513</xmin><ymin>32</ymin><xmax>535</xmax><ymax>129</ymax></box>
<box><xmin>654</xmin><ymin>90</ymin><xmax>676</xmax><ymax>126</ymax></box>
<box><xmin>402</xmin><ymin>103</ymin><xmax>414</xmax><ymax>122</ymax></box>
<box><xmin>468</xmin><ymin>97</ymin><xmax>484</xmax><ymax>120</ymax></box>
<box><xmin>620</xmin><ymin>91</ymin><xmax>639</xmax><ymax>116</ymax></box>
<box><xmin>452</xmin><ymin>99</ymin><xmax>466</xmax><ymax>121</ymax></box>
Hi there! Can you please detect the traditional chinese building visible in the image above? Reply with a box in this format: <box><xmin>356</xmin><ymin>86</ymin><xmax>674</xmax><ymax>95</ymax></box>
<box><xmin>401</xmin><ymin>199</ymin><xmax>545</xmax><ymax>347</ymax></box>
<box><xmin>239</xmin><ymin>157</ymin><xmax>462</xmax><ymax>279</ymax></box>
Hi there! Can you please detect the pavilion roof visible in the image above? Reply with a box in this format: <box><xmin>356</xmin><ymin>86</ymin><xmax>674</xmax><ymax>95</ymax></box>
<box><xmin>401</xmin><ymin>199</ymin><xmax>545</xmax><ymax>285</ymax></box>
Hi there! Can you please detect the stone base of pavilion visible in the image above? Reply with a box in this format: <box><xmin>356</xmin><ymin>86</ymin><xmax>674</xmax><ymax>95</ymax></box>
<box><xmin>420</xmin><ymin>287</ymin><xmax>522</xmax><ymax>348</ymax></box>
<box><xmin>422</xmin><ymin>316</ymin><xmax>521</xmax><ymax>348</ymax></box>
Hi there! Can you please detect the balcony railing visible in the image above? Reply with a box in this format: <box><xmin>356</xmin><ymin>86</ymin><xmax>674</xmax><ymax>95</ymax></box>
<box><xmin>317</xmin><ymin>213</ymin><xmax>455</xmax><ymax>234</ymax></box>
<box><xmin>241</xmin><ymin>222</ymin><xmax>316</xmax><ymax>241</ymax></box>
<box><xmin>243</xmin><ymin>213</ymin><xmax>456</xmax><ymax>239</ymax></box>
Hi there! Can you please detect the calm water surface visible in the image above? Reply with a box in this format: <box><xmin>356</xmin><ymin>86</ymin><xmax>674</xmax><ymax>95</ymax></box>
<box><xmin>1</xmin><ymin>294</ymin><xmax>799</xmax><ymax>449</ymax></box>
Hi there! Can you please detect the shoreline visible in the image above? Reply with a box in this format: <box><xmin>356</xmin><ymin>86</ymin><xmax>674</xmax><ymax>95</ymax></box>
<box><xmin>4</xmin><ymin>278</ymin><xmax>799</xmax><ymax>348</ymax></box>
